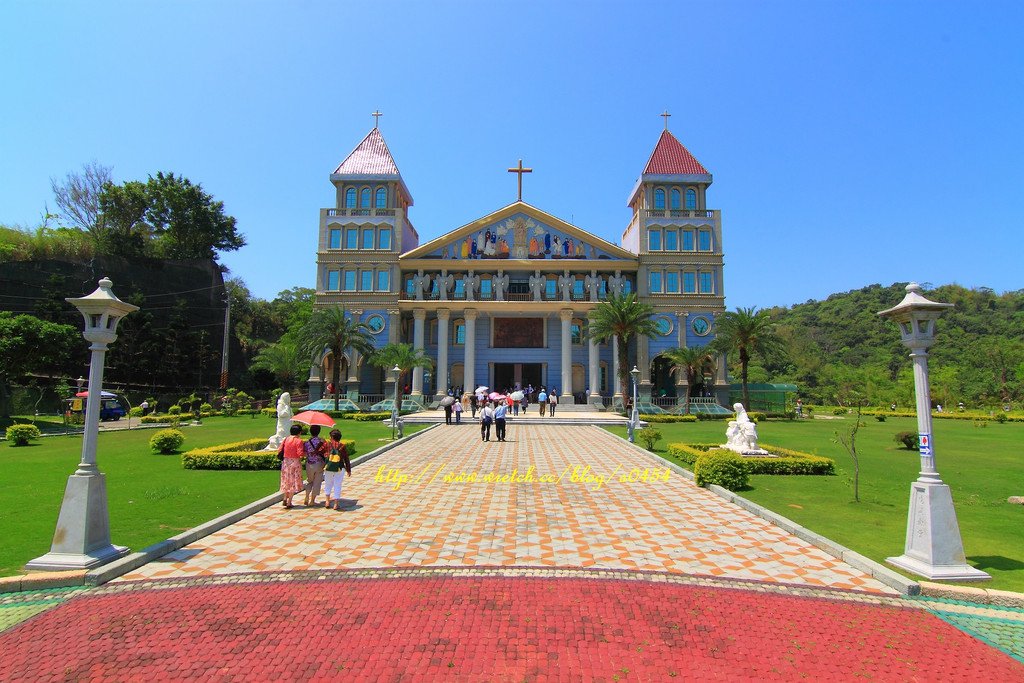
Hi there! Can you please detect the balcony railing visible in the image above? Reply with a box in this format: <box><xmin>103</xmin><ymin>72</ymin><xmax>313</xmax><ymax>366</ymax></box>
<box><xmin>325</xmin><ymin>208</ymin><xmax>397</xmax><ymax>218</ymax></box>
<box><xmin>644</xmin><ymin>209</ymin><xmax>717</xmax><ymax>219</ymax></box>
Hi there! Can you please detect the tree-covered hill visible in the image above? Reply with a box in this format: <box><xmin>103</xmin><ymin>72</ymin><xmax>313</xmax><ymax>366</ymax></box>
<box><xmin>750</xmin><ymin>283</ymin><xmax>1024</xmax><ymax>408</ymax></box>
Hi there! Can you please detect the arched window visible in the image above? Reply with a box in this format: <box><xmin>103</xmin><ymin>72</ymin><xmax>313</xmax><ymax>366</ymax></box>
<box><xmin>375</xmin><ymin>187</ymin><xmax>387</xmax><ymax>208</ymax></box>
<box><xmin>359</xmin><ymin>187</ymin><xmax>371</xmax><ymax>207</ymax></box>
<box><xmin>671</xmin><ymin>188</ymin><xmax>681</xmax><ymax>210</ymax></box>
<box><xmin>345</xmin><ymin>188</ymin><xmax>356</xmax><ymax>208</ymax></box>
<box><xmin>685</xmin><ymin>188</ymin><xmax>697</xmax><ymax>210</ymax></box>
<box><xmin>654</xmin><ymin>188</ymin><xmax>666</xmax><ymax>210</ymax></box>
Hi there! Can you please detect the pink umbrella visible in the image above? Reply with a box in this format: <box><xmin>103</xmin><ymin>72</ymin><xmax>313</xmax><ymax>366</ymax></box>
<box><xmin>290</xmin><ymin>411</ymin><xmax>335</xmax><ymax>427</ymax></box>
<box><xmin>488</xmin><ymin>392</ymin><xmax>506</xmax><ymax>401</ymax></box>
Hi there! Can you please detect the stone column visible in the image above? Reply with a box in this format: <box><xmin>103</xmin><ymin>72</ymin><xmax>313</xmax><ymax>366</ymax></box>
<box><xmin>613</xmin><ymin>335</ymin><xmax>623</xmax><ymax>399</ymax></box>
<box><xmin>560</xmin><ymin>309</ymin><xmax>573</xmax><ymax>399</ymax></box>
<box><xmin>464</xmin><ymin>308</ymin><xmax>477</xmax><ymax>394</ymax></box>
<box><xmin>588</xmin><ymin>314</ymin><xmax>601</xmax><ymax>406</ymax></box>
<box><xmin>411</xmin><ymin>309</ymin><xmax>425</xmax><ymax>399</ymax></box>
<box><xmin>638</xmin><ymin>333</ymin><xmax>652</xmax><ymax>401</ymax></box>
<box><xmin>435</xmin><ymin>309</ymin><xmax>450</xmax><ymax>400</ymax></box>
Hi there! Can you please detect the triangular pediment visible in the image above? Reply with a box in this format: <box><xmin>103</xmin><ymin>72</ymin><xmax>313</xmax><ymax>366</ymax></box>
<box><xmin>401</xmin><ymin>202</ymin><xmax>636</xmax><ymax>262</ymax></box>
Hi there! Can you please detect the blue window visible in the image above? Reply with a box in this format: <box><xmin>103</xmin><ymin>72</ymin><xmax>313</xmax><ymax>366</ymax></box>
<box><xmin>665</xmin><ymin>229</ymin><xmax>678</xmax><ymax>251</ymax></box>
<box><xmin>360</xmin><ymin>270</ymin><xmax>373</xmax><ymax>291</ymax></box>
<box><xmin>359</xmin><ymin>187</ymin><xmax>371</xmax><ymax>207</ymax></box>
<box><xmin>480</xmin><ymin>278</ymin><xmax>492</xmax><ymax>298</ymax></box>
<box><xmin>405</xmin><ymin>277</ymin><xmax>415</xmax><ymax>297</ymax></box>
<box><xmin>671</xmin><ymin>188</ymin><xmax>681</xmax><ymax>210</ymax></box>
<box><xmin>454</xmin><ymin>279</ymin><xmax>465</xmax><ymax>298</ymax></box>
<box><xmin>377</xmin><ymin>270</ymin><xmax>390</xmax><ymax>291</ymax></box>
<box><xmin>378</xmin><ymin>228</ymin><xmax>392</xmax><ymax>250</ymax></box>
<box><xmin>571</xmin><ymin>321</ymin><xmax>583</xmax><ymax>344</ymax></box>
<box><xmin>573</xmin><ymin>279</ymin><xmax>584</xmax><ymax>299</ymax></box>
<box><xmin>666</xmin><ymin>272</ymin><xmax>679</xmax><ymax>293</ymax></box>
<box><xmin>683</xmin><ymin>272</ymin><xmax>696</xmax><ymax>293</ymax></box>
<box><xmin>686</xmin><ymin>188</ymin><xmax>697</xmax><ymax>210</ymax></box>
<box><xmin>600</xmin><ymin>365</ymin><xmax>607</xmax><ymax>393</ymax></box>
<box><xmin>682</xmin><ymin>230</ymin><xmax>695</xmax><ymax>251</ymax></box>
<box><xmin>375</xmin><ymin>187</ymin><xmax>387</xmax><ymax>208</ymax></box>
<box><xmin>649</xmin><ymin>271</ymin><xmax>662</xmax><ymax>293</ymax></box>
<box><xmin>343</xmin><ymin>271</ymin><xmax>356</xmax><ymax>291</ymax></box>
<box><xmin>454</xmin><ymin>320</ymin><xmax>466</xmax><ymax>344</ymax></box>
<box><xmin>698</xmin><ymin>230</ymin><xmax>712</xmax><ymax>251</ymax></box>
<box><xmin>654</xmin><ymin>188</ymin><xmax>665</xmax><ymax>210</ymax></box>
<box><xmin>648</xmin><ymin>230</ymin><xmax>661</xmax><ymax>251</ymax></box>
<box><xmin>599</xmin><ymin>279</ymin><xmax>607</xmax><ymax>298</ymax></box>
<box><xmin>345</xmin><ymin>188</ymin><xmax>356</xmax><ymax>208</ymax></box>
<box><xmin>699</xmin><ymin>272</ymin><xmax>714</xmax><ymax>293</ymax></box>
<box><xmin>362</xmin><ymin>228</ymin><xmax>375</xmax><ymax>249</ymax></box>
<box><xmin>545</xmin><ymin>279</ymin><xmax>557</xmax><ymax>299</ymax></box>
<box><xmin>623</xmin><ymin>278</ymin><xmax>632</xmax><ymax>295</ymax></box>
<box><xmin>328</xmin><ymin>228</ymin><xmax>341</xmax><ymax>249</ymax></box>
<box><xmin>345</xmin><ymin>228</ymin><xmax>358</xmax><ymax>249</ymax></box>
<box><xmin>327</xmin><ymin>271</ymin><xmax>340</xmax><ymax>291</ymax></box>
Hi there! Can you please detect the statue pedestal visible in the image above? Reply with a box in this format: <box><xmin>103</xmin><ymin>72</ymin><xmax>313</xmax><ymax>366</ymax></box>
<box><xmin>887</xmin><ymin>480</ymin><xmax>991</xmax><ymax>581</ymax></box>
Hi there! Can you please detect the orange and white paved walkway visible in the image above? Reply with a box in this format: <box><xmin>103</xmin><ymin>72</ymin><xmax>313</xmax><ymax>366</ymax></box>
<box><xmin>118</xmin><ymin>424</ymin><xmax>892</xmax><ymax>593</ymax></box>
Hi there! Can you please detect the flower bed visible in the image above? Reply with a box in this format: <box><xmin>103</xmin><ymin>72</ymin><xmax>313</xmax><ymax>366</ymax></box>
<box><xmin>182</xmin><ymin>438</ymin><xmax>357</xmax><ymax>470</ymax></box>
<box><xmin>665</xmin><ymin>442</ymin><xmax>835</xmax><ymax>476</ymax></box>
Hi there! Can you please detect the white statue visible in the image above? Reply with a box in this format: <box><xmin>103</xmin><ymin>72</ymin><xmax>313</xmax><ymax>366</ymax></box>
<box><xmin>435</xmin><ymin>270</ymin><xmax>453</xmax><ymax>300</ymax></box>
<box><xmin>721</xmin><ymin>402</ymin><xmax>768</xmax><ymax>455</ymax></box>
<box><xmin>464</xmin><ymin>270</ymin><xmax>480</xmax><ymax>301</ymax></box>
<box><xmin>495</xmin><ymin>270</ymin><xmax>509</xmax><ymax>301</ymax></box>
<box><xmin>529</xmin><ymin>270</ymin><xmax>544</xmax><ymax>301</ymax></box>
<box><xmin>607</xmin><ymin>270</ymin><xmax>624</xmax><ymax>296</ymax></box>
<box><xmin>266</xmin><ymin>392</ymin><xmax>292</xmax><ymax>450</ymax></box>
<box><xmin>585</xmin><ymin>271</ymin><xmax>602</xmax><ymax>300</ymax></box>
<box><xmin>413</xmin><ymin>269</ymin><xmax>429</xmax><ymax>300</ymax></box>
<box><xmin>558</xmin><ymin>271</ymin><xmax>573</xmax><ymax>300</ymax></box>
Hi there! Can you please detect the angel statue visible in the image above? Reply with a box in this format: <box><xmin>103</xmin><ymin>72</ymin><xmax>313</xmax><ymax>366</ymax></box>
<box><xmin>464</xmin><ymin>270</ymin><xmax>480</xmax><ymax>301</ymax></box>
<box><xmin>585</xmin><ymin>272</ymin><xmax>602</xmax><ymax>300</ymax></box>
<box><xmin>265</xmin><ymin>392</ymin><xmax>292</xmax><ymax>450</ymax></box>
<box><xmin>436</xmin><ymin>270</ymin><xmax>454</xmax><ymax>301</ymax></box>
<box><xmin>557</xmin><ymin>272</ymin><xmax>573</xmax><ymax>301</ymax></box>
<box><xmin>529</xmin><ymin>270</ymin><xmax>545</xmax><ymax>301</ymax></box>
<box><xmin>495</xmin><ymin>270</ymin><xmax>509</xmax><ymax>301</ymax></box>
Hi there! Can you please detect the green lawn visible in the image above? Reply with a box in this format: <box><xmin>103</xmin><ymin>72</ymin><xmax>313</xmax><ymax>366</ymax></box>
<box><xmin>608</xmin><ymin>417</ymin><xmax>1024</xmax><ymax>592</ymax></box>
<box><xmin>0</xmin><ymin>416</ymin><xmax>426</xmax><ymax>577</ymax></box>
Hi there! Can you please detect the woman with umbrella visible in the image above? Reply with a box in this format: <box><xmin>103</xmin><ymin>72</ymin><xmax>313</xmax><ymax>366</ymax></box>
<box><xmin>291</xmin><ymin>411</ymin><xmax>335</xmax><ymax>507</ymax></box>
<box><xmin>441</xmin><ymin>395</ymin><xmax>456</xmax><ymax>425</ymax></box>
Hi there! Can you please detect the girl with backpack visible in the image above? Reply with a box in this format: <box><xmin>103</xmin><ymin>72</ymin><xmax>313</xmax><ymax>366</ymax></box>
<box><xmin>324</xmin><ymin>429</ymin><xmax>352</xmax><ymax>510</ymax></box>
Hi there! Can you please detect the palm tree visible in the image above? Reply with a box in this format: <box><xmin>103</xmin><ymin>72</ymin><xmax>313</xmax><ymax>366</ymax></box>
<box><xmin>713</xmin><ymin>306</ymin><xmax>786</xmax><ymax>411</ymax></box>
<box><xmin>661</xmin><ymin>346</ymin><xmax>717</xmax><ymax>414</ymax></box>
<box><xmin>369</xmin><ymin>343</ymin><xmax>434</xmax><ymax>397</ymax></box>
<box><xmin>249</xmin><ymin>340</ymin><xmax>308</xmax><ymax>392</ymax></box>
<box><xmin>297</xmin><ymin>306</ymin><xmax>374</xmax><ymax>410</ymax></box>
<box><xmin>588</xmin><ymin>292</ymin><xmax>660</xmax><ymax>409</ymax></box>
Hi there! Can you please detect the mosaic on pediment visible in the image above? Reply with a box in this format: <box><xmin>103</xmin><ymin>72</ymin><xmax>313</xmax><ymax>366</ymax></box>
<box><xmin>424</xmin><ymin>214</ymin><xmax>617</xmax><ymax>261</ymax></box>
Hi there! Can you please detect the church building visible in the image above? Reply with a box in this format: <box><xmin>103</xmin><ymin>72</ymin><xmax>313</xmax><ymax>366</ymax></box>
<box><xmin>310</xmin><ymin>117</ymin><xmax>728</xmax><ymax>411</ymax></box>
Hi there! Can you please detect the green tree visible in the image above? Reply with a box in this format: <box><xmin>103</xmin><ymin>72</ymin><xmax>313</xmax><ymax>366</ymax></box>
<box><xmin>588</xmin><ymin>293</ymin><xmax>659</xmax><ymax>408</ymax></box>
<box><xmin>297</xmin><ymin>307</ymin><xmax>374</xmax><ymax>411</ymax></box>
<box><xmin>250</xmin><ymin>341</ymin><xmax>308</xmax><ymax>392</ymax></box>
<box><xmin>96</xmin><ymin>179</ymin><xmax>150</xmax><ymax>257</ymax></box>
<box><xmin>661</xmin><ymin>346</ymin><xmax>716</xmax><ymax>414</ymax></box>
<box><xmin>0</xmin><ymin>313</ymin><xmax>79</xmax><ymax>420</ymax></box>
<box><xmin>369</xmin><ymin>343</ymin><xmax>434</xmax><ymax>395</ymax></box>
<box><xmin>714</xmin><ymin>306</ymin><xmax>786</xmax><ymax>411</ymax></box>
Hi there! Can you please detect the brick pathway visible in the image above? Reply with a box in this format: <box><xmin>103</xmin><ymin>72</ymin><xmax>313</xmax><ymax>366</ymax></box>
<box><xmin>117</xmin><ymin>424</ymin><xmax>892</xmax><ymax>593</ymax></box>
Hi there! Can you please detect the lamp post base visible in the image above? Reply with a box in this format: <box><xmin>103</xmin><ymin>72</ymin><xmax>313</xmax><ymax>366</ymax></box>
<box><xmin>25</xmin><ymin>472</ymin><xmax>129</xmax><ymax>572</ymax></box>
<box><xmin>885</xmin><ymin>480</ymin><xmax>991</xmax><ymax>582</ymax></box>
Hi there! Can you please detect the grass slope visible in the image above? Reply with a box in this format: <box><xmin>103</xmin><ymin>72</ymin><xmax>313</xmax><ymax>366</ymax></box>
<box><xmin>608</xmin><ymin>417</ymin><xmax>1024</xmax><ymax>592</ymax></box>
<box><xmin>0</xmin><ymin>416</ymin><xmax>424</xmax><ymax>577</ymax></box>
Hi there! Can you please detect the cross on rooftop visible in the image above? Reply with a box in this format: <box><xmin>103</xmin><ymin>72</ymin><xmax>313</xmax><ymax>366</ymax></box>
<box><xmin>372</xmin><ymin>110</ymin><xmax>383</xmax><ymax>128</ymax></box>
<box><xmin>661</xmin><ymin>110</ymin><xmax>671</xmax><ymax>130</ymax></box>
<box><xmin>507</xmin><ymin>159</ymin><xmax>533</xmax><ymax>201</ymax></box>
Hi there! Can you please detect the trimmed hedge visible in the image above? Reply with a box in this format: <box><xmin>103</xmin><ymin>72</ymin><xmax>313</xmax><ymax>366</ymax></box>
<box><xmin>150</xmin><ymin>429</ymin><xmax>185</xmax><ymax>454</ymax></box>
<box><xmin>5</xmin><ymin>423</ymin><xmax>42</xmax><ymax>446</ymax></box>
<box><xmin>665</xmin><ymin>442</ymin><xmax>835</xmax><ymax>476</ymax></box>
<box><xmin>639</xmin><ymin>414</ymin><xmax>698</xmax><ymax>423</ymax></box>
<box><xmin>181</xmin><ymin>438</ymin><xmax>358</xmax><ymax>470</ymax></box>
<box><xmin>694</xmin><ymin>452</ymin><xmax>749</xmax><ymax>490</ymax></box>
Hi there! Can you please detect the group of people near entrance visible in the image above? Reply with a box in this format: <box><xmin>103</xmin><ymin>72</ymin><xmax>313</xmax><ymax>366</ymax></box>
<box><xmin>278</xmin><ymin>424</ymin><xmax>352</xmax><ymax>510</ymax></box>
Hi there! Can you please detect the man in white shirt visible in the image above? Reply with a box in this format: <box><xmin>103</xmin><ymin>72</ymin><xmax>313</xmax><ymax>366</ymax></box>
<box><xmin>479</xmin><ymin>401</ymin><xmax>495</xmax><ymax>442</ymax></box>
<box><xmin>493</xmin><ymin>401</ymin><xmax>507</xmax><ymax>442</ymax></box>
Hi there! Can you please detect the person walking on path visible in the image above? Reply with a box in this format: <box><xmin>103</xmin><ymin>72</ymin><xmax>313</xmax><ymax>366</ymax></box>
<box><xmin>323</xmin><ymin>428</ymin><xmax>352</xmax><ymax>511</ymax></box>
<box><xmin>303</xmin><ymin>425</ymin><xmax>328</xmax><ymax>507</ymax></box>
<box><xmin>453</xmin><ymin>399</ymin><xmax>463</xmax><ymax>424</ymax></box>
<box><xmin>480</xmin><ymin>401</ymin><xmax>495</xmax><ymax>442</ymax></box>
<box><xmin>493</xmin><ymin>400</ymin><xmax>508</xmax><ymax>442</ymax></box>
<box><xmin>470</xmin><ymin>393</ymin><xmax>478</xmax><ymax>419</ymax></box>
<box><xmin>538</xmin><ymin>389</ymin><xmax>548</xmax><ymax>416</ymax></box>
<box><xmin>279</xmin><ymin>424</ymin><xmax>305</xmax><ymax>509</ymax></box>
<box><xmin>444</xmin><ymin>401</ymin><xmax>453</xmax><ymax>425</ymax></box>
<box><xmin>548</xmin><ymin>391</ymin><xmax>558</xmax><ymax>417</ymax></box>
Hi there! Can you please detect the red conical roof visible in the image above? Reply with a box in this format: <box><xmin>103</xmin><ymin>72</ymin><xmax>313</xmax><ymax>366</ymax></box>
<box><xmin>334</xmin><ymin>128</ymin><xmax>401</xmax><ymax>175</ymax></box>
<box><xmin>642</xmin><ymin>130</ymin><xmax>709</xmax><ymax>175</ymax></box>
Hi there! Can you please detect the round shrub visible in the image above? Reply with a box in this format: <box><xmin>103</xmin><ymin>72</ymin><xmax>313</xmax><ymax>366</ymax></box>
<box><xmin>694</xmin><ymin>451</ymin><xmax>749</xmax><ymax>491</ymax></box>
<box><xmin>200</xmin><ymin>403</ymin><xmax>213</xmax><ymax>413</ymax></box>
<box><xmin>167</xmin><ymin>405</ymin><xmax>181</xmax><ymax>416</ymax></box>
<box><xmin>894</xmin><ymin>431</ymin><xmax>919</xmax><ymax>450</ymax></box>
<box><xmin>833</xmin><ymin>407</ymin><xmax>848</xmax><ymax>416</ymax></box>
<box><xmin>129</xmin><ymin>406</ymin><xmax>144</xmax><ymax>417</ymax></box>
<box><xmin>637</xmin><ymin>426</ymin><xmax>663</xmax><ymax>450</ymax></box>
<box><xmin>150</xmin><ymin>428</ymin><xmax>186</xmax><ymax>454</ymax></box>
<box><xmin>6</xmin><ymin>423</ymin><xmax>42</xmax><ymax>446</ymax></box>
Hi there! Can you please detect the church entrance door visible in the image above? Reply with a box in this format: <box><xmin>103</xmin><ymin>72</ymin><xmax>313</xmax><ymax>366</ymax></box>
<box><xmin>494</xmin><ymin>363</ymin><xmax>542</xmax><ymax>392</ymax></box>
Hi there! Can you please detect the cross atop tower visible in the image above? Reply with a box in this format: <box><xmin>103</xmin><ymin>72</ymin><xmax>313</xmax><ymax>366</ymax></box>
<box><xmin>661</xmin><ymin>110</ymin><xmax>671</xmax><ymax>130</ymax></box>
<box><xmin>507</xmin><ymin>158</ymin><xmax>533</xmax><ymax>201</ymax></box>
<box><xmin>372</xmin><ymin>110</ymin><xmax>383</xmax><ymax>128</ymax></box>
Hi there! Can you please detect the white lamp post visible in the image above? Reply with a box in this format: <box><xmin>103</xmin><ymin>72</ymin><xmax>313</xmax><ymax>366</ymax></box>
<box><xmin>879</xmin><ymin>282</ymin><xmax>989</xmax><ymax>581</ymax></box>
<box><xmin>628</xmin><ymin>365</ymin><xmax>640</xmax><ymax>443</ymax></box>
<box><xmin>391</xmin><ymin>365</ymin><xmax>401</xmax><ymax>440</ymax></box>
<box><xmin>28</xmin><ymin>278</ymin><xmax>138</xmax><ymax>571</ymax></box>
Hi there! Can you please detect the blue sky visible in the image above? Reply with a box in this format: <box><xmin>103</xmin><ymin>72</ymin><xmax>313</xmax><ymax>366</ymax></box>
<box><xmin>2</xmin><ymin>1</ymin><xmax>1021</xmax><ymax>309</ymax></box>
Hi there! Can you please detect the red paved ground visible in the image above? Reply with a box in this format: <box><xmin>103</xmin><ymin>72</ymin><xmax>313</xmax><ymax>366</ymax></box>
<box><xmin>1</xmin><ymin>575</ymin><xmax>1021</xmax><ymax>681</ymax></box>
